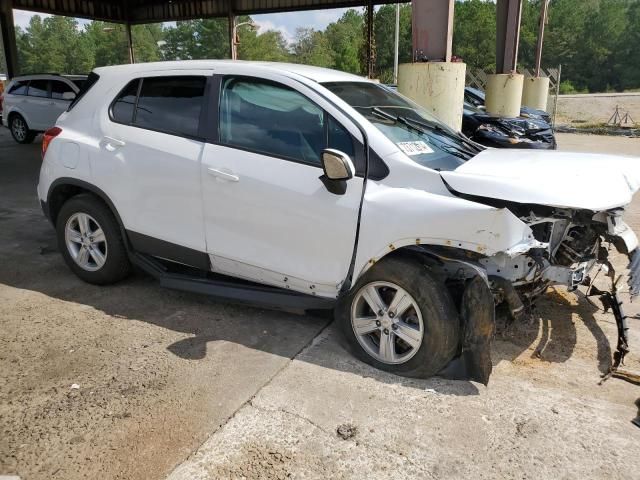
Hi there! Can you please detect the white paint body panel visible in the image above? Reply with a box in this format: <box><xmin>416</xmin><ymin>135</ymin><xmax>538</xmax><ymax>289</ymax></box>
<box><xmin>442</xmin><ymin>149</ymin><xmax>640</xmax><ymax>210</ymax></box>
<box><xmin>37</xmin><ymin>61</ymin><xmax>640</xmax><ymax>301</ymax></box>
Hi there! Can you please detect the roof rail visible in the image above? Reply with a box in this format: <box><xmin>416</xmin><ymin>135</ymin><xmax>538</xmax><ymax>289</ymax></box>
<box><xmin>16</xmin><ymin>72</ymin><xmax>61</xmax><ymax>77</ymax></box>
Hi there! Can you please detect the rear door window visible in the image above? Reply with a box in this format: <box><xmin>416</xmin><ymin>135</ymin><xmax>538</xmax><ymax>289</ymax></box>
<box><xmin>27</xmin><ymin>80</ymin><xmax>49</xmax><ymax>98</ymax></box>
<box><xmin>8</xmin><ymin>81</ymin><xmax>28</xmax><ymax>95</ymax></box>
<box><xmin>51</xmin><ymin>80</ymin><xmax>75</xmax><ymax>100</ymax></box>
<box><xmin>134</xmin><ymin>76</ymin><xmax>206</xmax><ymax>138</ymax></box>
<box><xmin>110</xmin><ymin>76</ymin><xmax>206</xmax><ymax>138</ymax></box>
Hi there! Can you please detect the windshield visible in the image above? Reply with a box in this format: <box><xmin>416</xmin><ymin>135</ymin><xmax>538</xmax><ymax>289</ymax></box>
<box><xmin>322</xmin><ymin>82</ymin><xmax>483</xmax><ymax>171</ymax></box>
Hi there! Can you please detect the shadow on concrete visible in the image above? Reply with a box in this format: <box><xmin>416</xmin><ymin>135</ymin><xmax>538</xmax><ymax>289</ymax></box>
<box><xmin>0</xmin><ymin>130</ymin><xmax>613</xmax><ymax>398</ymax></box>
<box><xmin>492</xmin><ymin>286</ymin><xmax>611</xmax><ymax>375</ymax></box>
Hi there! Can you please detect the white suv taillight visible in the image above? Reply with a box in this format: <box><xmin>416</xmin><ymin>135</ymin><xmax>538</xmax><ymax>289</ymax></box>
<box><xmin>42</xmin><ymin>127</ymin><xmax>62</xmax><ymax>159</ymax></box>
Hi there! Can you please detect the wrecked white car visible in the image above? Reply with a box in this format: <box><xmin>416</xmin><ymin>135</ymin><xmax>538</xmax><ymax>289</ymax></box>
<box><xmin>38</xmin><ymin>61</ymin><xmax>639</xmax><ymax>383</ymax></box>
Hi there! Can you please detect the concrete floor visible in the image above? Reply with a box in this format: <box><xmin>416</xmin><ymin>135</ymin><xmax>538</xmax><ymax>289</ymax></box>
<box><xmin>1</xmin><ymin>129</ymin><xmax>639</xmax><ymax>479</ymax></box>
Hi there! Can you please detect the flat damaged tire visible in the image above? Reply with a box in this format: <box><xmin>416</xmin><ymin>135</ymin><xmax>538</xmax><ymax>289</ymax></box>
<box><xmin>336</xmin><ymin>256</ymin><xmax>460</xmax><ymax>378</ymax></box>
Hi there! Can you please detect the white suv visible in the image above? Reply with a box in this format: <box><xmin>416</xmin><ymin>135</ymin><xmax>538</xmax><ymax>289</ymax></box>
<box><xmin>2</xmin><ymin>73</ymin><xmax>86</xmax><ymax>143</ymax></box>
<box><xmin>37</xmin><ymin>61</ymin><xmax>640</xmax><ymax>383</ymax></box>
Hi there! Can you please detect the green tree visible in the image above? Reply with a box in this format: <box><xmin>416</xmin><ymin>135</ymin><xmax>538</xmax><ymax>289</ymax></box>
<box><xmin>291</xmin><ymin>27</ymin><xmax>333</xmax><ymax>67</ymax></box>
<box><xmin>453</xmin><ymin>0</ymin><xmax>496</xmax><ymax>71</ymax></box>
<box><xmin>238</xmin><ymin>28</ymin><xmax>290</xmax><ymax>61</ymax></box>
<box><xmin>161</xmin><ymin>19</ymin><xmax>229</xmax><ymax>60</ymax></box>
<box><xmin>325</xmin><ymin>9</ymin><xmax>363</xmax><ymax>74</ymax></box>
<box><xmin>374</xmin><ymin>4</ymin><xmax>412</xmax><ymax>82</ymax></box>
<box><xmin>17</xmin><ymin>15</ymin><xmax>92</xmax><ymax>73</ymax></box>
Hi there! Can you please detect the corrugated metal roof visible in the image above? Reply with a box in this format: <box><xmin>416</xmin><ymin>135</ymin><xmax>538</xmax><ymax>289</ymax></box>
<box><xmin>10</xmin><ymin>0</ymin><xmax>404</xmax><ymax>24</ymax></box>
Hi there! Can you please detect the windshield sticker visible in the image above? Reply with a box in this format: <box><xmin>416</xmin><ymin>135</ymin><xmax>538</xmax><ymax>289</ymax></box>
<box><xmin>397</xmin><ymin>141</ymin><xmax>434</xmax><ymax>156</ymax></box>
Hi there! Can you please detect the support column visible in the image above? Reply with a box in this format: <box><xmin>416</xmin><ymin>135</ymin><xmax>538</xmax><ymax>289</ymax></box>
<box><xmin>398</xmin><ymin>0</ymin><xmax>465</xmax><ymax>131</ymax></box>
<box><xmin>522</xmin><ymin>0</ymin><xmax>550</xmax><ymax>112</ymax></box>
<box><xmin>0</xmin><ymin>0</ymin><xmax>18</xmax><ymax>78</ymax></box>
<box><xmin>365</xmin><ymin>1</ymin><xmax>374</xmax><ymax>79</ymax></box>
<box><xmin>228</xmin><ymin>11</ymin><xmax>236</xmax><ymax>59</ymax></box>
<box><xmin>125</xmin><ymin>23</ymin><xmax>135</xmax><ymax>63</ymax></box>
<box><xmin>487</xmin><ymin>0</ymin><xmax>523</xmax><ymax>117</ymax></box>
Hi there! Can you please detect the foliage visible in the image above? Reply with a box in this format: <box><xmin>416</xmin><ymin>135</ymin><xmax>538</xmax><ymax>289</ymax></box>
<box><xmin>7</xmin><ymin>0</ymin><xmax>640</xmax><ymax>93</ymax></box>
<box><xmin>291</xmin><ymin>28</ymin><xmax>333</xmax><ymax>67</ymax></box>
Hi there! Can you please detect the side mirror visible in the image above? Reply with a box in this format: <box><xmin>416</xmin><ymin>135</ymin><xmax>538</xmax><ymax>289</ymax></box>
<box><xmin>321</xmin><ymin>149</ymin><xmax>355</xmax><ymax>180</ymax></box>
<box><xmin>62</xmin><ymin>91</ymin><xmax>76</xmax><ymax>101</ymax></box>
<box><xmin>319</xmin><ymin>149</ymin><xmax>355</xmax><ymax>195</ymax></box>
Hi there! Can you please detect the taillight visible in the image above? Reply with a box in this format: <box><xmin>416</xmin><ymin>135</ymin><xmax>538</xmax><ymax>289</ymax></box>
<box><xmin>42</xmin><ymin>127</ymin><xmax>62</xmax><ymax>159</ymax></box>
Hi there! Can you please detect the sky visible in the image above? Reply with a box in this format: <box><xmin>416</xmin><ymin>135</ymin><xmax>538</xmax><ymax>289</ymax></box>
<box><xmin>12</xmin><ymin>7</ymin><xmax>362</xmax><ymax>45</ymax></box>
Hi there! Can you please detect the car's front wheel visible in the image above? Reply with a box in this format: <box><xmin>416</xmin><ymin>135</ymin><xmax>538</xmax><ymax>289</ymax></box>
<box><xmin>336</xmin><ymin>255</ymin><xmax>460</xmax><ymax>378</ymax></box>
<box><xmin>56</xmin><ymin>194</ymin><xmax>131</xmax><ymax>285</ymax></box>
<box><xmin>9</xmin><ymin>114</ymin><xmax>36</xmax><ymax>144</ymax></box>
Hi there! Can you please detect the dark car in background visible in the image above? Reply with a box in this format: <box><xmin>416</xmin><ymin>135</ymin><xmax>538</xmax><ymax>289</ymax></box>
<box><xmin>462</xmin><ymin>100</ymin><xmax>557</xmax><ymax>150</ymax></box>
<box><xmin>385</xmin><ymin>84</ymin><xmax>556</xmax><ymax>150</ymax></box>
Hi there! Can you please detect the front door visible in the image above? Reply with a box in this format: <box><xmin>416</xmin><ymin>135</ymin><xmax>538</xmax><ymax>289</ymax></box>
<box><xmin>201</xmin><ymin>74</ymin><xmax>364</xmax><ymax>297</ymax></box>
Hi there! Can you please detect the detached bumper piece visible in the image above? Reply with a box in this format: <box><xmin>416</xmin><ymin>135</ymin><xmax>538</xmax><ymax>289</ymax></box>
<box><xmin>586</xmin><ymin>250</ymin><xmax>640</xmax><ymax>385</ymax></box>
<box><xmin>438</xmin><ymin>276</ymin><xmax>495</xmax><ymax>385</ymax></box>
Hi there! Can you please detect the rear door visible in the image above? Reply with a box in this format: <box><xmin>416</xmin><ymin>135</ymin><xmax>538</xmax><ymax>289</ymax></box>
<box><xmin>24</xmin><ymin>79</ymin><xmax>51</xmax><ymax>130</ymax></box>
<box><xmin>92</xmin><ymin>72</ymin><xmax>210</xmax><ymax>262</ymax></box>
<box><xmin>200</xmin><ymin>73</ymin><xmax>365</xmax><ymax>297</ymax></box>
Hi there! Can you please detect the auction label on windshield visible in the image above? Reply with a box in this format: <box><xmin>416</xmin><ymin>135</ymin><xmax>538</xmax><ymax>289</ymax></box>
<box><xmin>397</xmin><ymin>141</ymin><xmax>433</xmax><ymax>155</ymax></box>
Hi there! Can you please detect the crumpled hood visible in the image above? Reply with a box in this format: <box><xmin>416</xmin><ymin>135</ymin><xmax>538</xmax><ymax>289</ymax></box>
<box><xmin>440</xmin><ymin>149</ymin><xmax>640</xmax><ymax>211</ymax></box>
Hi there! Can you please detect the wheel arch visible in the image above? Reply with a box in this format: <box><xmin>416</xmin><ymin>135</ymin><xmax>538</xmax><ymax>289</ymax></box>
<box><xmin>47</xmin><ymin>178</ymin><xmax>127</xmax><ymax>244</ymax></box>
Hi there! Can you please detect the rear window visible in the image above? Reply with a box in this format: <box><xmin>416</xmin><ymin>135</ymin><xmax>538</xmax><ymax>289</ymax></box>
<box><xmin>110</xmin><ymin>76</ymin><xmax>206</xmax><ymax>138</ymax></box>
<box><xmin>8</xmin><ymin>81</ymin><xmax>28</xmax><ymax>95</ymax></box>
<box><xmin>67</xmin><ymin>72</ymin><xmax>100</xmax><ymax>111</ymax></box>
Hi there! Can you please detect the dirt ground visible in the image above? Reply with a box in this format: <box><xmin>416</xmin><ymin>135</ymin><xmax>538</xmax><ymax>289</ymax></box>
<box><xmin>554</xmin><ymin>93</ymin><xmax>640</xmax><ymax>126</ymax></box>
<box><xmin>1</xmin><ymin>129</ymin><xmax>640</xmax><ymax>480</ymax></box>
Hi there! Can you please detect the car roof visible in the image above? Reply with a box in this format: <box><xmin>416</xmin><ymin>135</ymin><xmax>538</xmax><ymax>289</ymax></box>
<box><xmin>92</xmin><ymin>60</ymin><xmax>369</xmax><ymax>84</ymax></box>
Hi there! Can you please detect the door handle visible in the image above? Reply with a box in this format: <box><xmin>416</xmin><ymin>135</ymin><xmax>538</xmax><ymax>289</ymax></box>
<box><xmin>207</xmin><ymin>167</ymin><xmax>239</xmax><ymax>182</ymax></box>
<box><xmin>101</xmin><ymin>136</ymin><xmax>126</xmax><ymax>151</ymax></box>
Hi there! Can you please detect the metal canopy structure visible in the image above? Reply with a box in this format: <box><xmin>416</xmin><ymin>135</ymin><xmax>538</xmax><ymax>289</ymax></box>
<box><xmin>1</xmin><ymin>0</ymin><xmax>526</xmax><ymax>91</ymax></box>
<box><xmin>7</xmin><ymin>0</ymin><xmax>403</xmax><ymax>24</ymax></box>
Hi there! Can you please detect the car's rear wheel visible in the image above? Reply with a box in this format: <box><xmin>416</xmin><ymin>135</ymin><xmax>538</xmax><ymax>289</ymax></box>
<box><xmin>10</xmin><ymin>114</ymin><xmax>36</xmax><ymax>144</ymax></box>
<box><xmin>336</xmin><ymin>256</ymin><xmax>460</xmax><ymax>378</ymax></box>
<box><xmin>56</xmin><ymin>194</ymin><xmax>131</xmax><ymax>285</ymax></box>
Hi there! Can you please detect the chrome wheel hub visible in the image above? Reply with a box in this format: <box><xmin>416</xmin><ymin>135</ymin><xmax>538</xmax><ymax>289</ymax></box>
<box><xmin>351</xmin><ymin>281</ymin><xmax>424</xmax><ymax>365</ymax></box>
<box><xmin>64</xmin><ymin>213</ymin><xmax>107</xmax><ymax>271</ymax></box>
<box><xmin>12</xmin><ymin>118</ymin><xmax>26</xmax><ymax>141</ymax></box>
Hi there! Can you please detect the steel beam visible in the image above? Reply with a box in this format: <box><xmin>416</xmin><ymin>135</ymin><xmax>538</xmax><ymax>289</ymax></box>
<box><xmin>496</xmin><ymin>0</ymin><xmax>523</xmax><ymax>73</ymax></box>
<box><xmin>125</xmin><ymin>23</ymin><xmax>136</xmax><ymax>63</ymax></box>
<box><xmin>0</xmin><ymin>0</ymin><xmax>18</xmax><ymax>78</ymax></box>
<box><xmin>366</xmin><ymin>0</ymin><xmax>374</xmax><ymax>78</ymax></box>
<box><xmin>411</xmin><ymin>0</ymin><xmax>454</xmax><ymax>62</ymax></box>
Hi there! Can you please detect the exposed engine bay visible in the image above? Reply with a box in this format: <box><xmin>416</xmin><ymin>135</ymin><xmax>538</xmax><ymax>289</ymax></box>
<box><xmin>421</xmin><ymin>203</ymin><xmax>638</xmax><ymax>385</ymax></box>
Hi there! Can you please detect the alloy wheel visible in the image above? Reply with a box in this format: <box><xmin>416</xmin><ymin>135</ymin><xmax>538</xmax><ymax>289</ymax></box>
<box><xmin>12</xmin><ymin>117</ymin><xmax>26</xmax><ymax>142</ymax></box>
<box><xmin>351</xmin><ymin>281</ymin><xmax>424</xmax><ymax>365</ymax></box>
<box><xmin>64</xmin><ymin>213</ymin><xmax>108</xmax><ymax>271</ymax></box>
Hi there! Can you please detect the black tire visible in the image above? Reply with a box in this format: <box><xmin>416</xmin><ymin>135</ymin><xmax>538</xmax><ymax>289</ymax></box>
<box><xmin>336</xmin><ymin>255</ymin><xmax>460</xmax><ymax>378</ymax></box>
<box><xmin>9</xmin><ymin>114</ymin><xmax>36</xmax><ymax>144</ymax></box>
<box><xmin>56</xmin><ymin>193</ymin><xmax>131</xmax><ymax>285</ymax></box>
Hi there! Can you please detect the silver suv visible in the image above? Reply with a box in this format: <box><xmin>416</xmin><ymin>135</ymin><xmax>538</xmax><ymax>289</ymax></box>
<box><xmin>1</xmin><ymin>73</ymin><xmax>86</xmax><ymax>143</ymax></box>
